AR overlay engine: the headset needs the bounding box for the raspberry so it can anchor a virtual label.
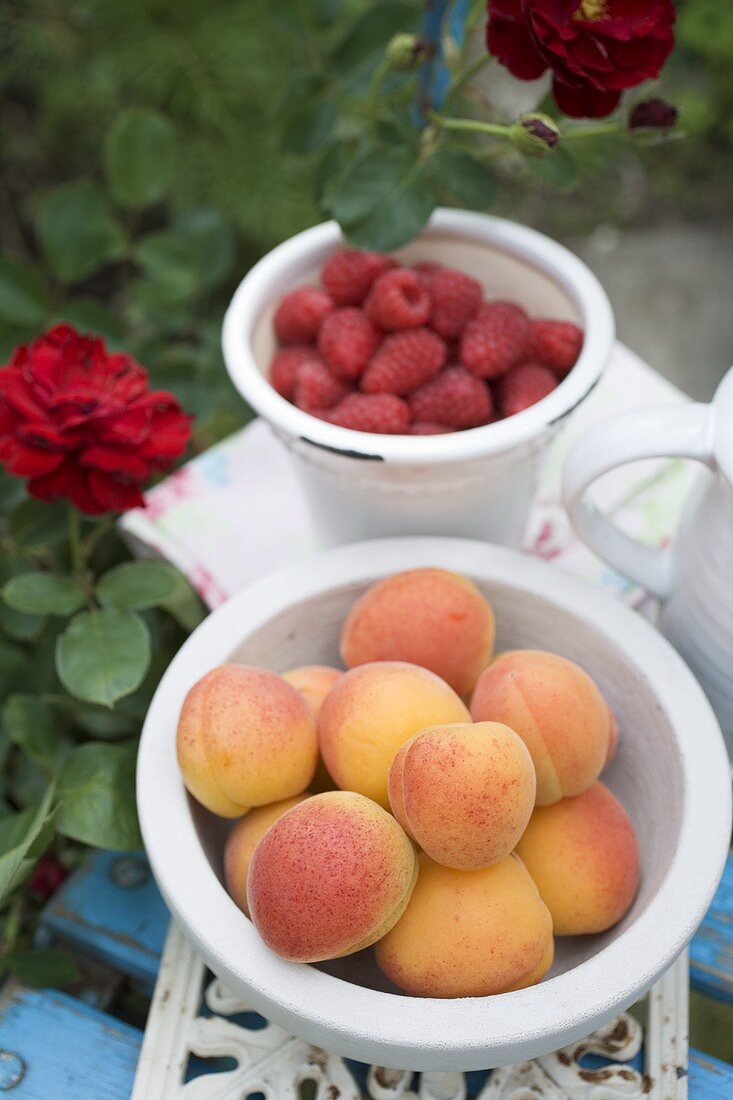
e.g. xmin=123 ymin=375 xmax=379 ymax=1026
xmin=496 ymin=361 xmax=557 ymax=417
xmin=412 ymin=261 xmax=443 ymax=289
xmin=530 ymin=319 xmax=584 ymax=377
xmin=318 ymin=308 xmax=381 ymax=381
xmin=321 ymin=250 xmax=395 ymax=306
xmin=429 ymin=268 xmax=482 ymax=339
xmin=324 ymin=393 xmax=410 ymax=434
xmin=361 ymin=328 xmax=446 ymax=396
xmin=269 ymin=346 xmax=319 ymax=400
xmin=409 ymin=365 xmax=493 ymax=429
xmin=460 ymin=301 xmax=530 ymax=379
xmin=293 ymin=360 xmax=350 ymax=412
xmin=410 ymin=421 xmax=452 ymax=435
xmin=364 ymin=269 xmax=431 ymax=331
xmin=274 ymin=286 xmax=333 ymax=344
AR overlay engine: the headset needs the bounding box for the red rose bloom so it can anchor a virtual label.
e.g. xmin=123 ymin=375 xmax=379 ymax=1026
xmin=0 ymin=325 xmax=191 ymax=514
xmin=487 ymin=0 xmax=676 ymax=118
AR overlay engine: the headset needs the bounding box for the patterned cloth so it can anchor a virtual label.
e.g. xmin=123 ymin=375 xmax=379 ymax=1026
xmin=120 ymin=343 xmax=693 ymax=610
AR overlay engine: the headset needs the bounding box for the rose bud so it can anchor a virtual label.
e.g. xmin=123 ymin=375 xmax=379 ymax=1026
xmin=510 ymin=113 xmax=561 ymax=158
xmin=386 ymin=33 xmax=431 ymax=72
xmin=629 ymin=98 xmax=678 ymax=133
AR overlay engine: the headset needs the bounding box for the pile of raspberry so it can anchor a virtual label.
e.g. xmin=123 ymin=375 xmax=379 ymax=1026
xmin=269 ymin=248 xmax=584 ymax=436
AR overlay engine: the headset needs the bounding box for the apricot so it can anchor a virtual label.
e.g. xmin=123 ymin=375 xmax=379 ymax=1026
xmin=606 ymin=707 xmax=619 ymax=765
xmin=176 ymin=664 xmax=318 ymax=817
xmin=319 ymin=661 xmax=470 ymax=808
xmin=516 ymin=782 xmax=640 ymax=935
xmin=388 ymin=722 xmax=536 ymax=869
xmin=283 ymin=664 xmax=343 ymax=791
xmin=247 ymin=791 xmax=417 ymax=962
xmin=224 ymin=796 xmax=309 ymax=915
xmin=470 ymin=650 xmax=611 ymax=805
xmin=375 ymin=853 xmax=554 ymax=997
xmin=282 ymin=665 xmax=342 ymax=717
xmin=340 ymin=568 xmax=495 ymax=697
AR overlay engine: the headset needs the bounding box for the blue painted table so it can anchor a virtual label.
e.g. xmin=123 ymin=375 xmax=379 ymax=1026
xmin=0 ymin=848 xmax=730 ymax=1097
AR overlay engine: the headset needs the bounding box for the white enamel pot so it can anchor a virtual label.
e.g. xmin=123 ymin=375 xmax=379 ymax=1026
xmin=222 ymin=211 xmax=614 ymax=547
xmin=137 ymin=537 xmax=731 ymax=1072
xmin=563 ymin=365 xmax=733 ymax=760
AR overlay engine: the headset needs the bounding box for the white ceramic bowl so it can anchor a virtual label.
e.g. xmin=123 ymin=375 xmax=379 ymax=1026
xmin=222 ymin=211 xmax=615 ymax=547
xmin=137 ymin=538 xmax=731 ymax=1072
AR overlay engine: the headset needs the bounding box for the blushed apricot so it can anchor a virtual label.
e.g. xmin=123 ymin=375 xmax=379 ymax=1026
xmin=516 ymin=782 xmax=640 ymax=935
xmin=176 ymin=665 xmax=318 ymax=817
xmin=470 ymin=650 xmax=611 ymax=805
xmin=247 ymin=791 xmax=417 ymax=962
xmin=375 ymin=853 xmax=553 ymax=997
xmin=319 ymin=661 xmax=470 ymax=808
xmin=340 ymin=568 xmax=495 ymax=697
xmin=224 ymin=795 xmax=310 ymax=915
xmin=388 ymin=722 xmax=536 ymax=869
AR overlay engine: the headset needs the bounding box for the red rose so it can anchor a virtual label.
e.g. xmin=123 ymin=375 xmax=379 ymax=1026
xmin=0 ymin=325 xmax=191 ymax=515
xmin=29 ymin=854 xmax=68 ymax=900
xmin=487 ymin=0 xmax=676 ymax=118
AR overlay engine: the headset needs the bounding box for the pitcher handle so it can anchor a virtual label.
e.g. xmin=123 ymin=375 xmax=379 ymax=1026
xmin=562 ymin=403 xmax=715 ymax=601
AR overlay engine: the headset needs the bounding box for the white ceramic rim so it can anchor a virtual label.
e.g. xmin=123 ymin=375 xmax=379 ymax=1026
xmin=222 ymin=210 xmax=615 ymax=464
xmin=138 ymin=537 xmax=731 ymax=1071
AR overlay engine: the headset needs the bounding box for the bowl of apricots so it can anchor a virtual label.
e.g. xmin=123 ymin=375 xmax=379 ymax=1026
xmin=138 ymin=537 xmax=731 ymax=1071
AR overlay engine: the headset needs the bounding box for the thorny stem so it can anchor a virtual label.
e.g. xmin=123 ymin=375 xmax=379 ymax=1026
xmin=2 ymin=896 xmax=23 ymax=954
xmin=429 ymin=111 xmax=511 ymax=138
xmin=367 ymin=56 xmax=393 ymax=138
xmin=562 ymin=122 xmax=623 ymax=140
xmin=82 ymin=516 xmax=115 ymax=561
xmin=448 ymin=53 xmax=493 ymax=102
xmin=68 ymin=507 xmax=84 ymax=575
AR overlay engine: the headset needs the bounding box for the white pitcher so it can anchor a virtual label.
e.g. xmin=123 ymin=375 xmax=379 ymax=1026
xmin=563 ymin=367 xmax=733 ymax=759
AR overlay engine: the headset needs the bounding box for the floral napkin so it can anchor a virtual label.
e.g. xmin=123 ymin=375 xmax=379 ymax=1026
xmin=119 ymin=343 xmax=692 ymax=612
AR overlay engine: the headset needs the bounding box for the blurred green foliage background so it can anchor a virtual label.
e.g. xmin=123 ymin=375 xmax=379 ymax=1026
xmin=2 ymin=0 xmax=730 ymax=253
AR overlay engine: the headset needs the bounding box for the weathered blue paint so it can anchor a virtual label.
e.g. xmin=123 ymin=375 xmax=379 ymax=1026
xmin=37 ymin=851 xmax=168 ymax=992
xmin=417 ymin=0 xmax=469 ymax=120
xmin=689 ymin=1048 xmax=733 ymax=1099
xmin=0 ymin=983 xmax=141 ymax=1099
xmin=690 ymin=851 xmax=733 ymax=1006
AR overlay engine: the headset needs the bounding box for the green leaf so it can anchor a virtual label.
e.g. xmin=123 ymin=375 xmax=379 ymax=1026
xmin=8 ymin=499 xmax=68 ymax=551
xmin=0 ymin=552 xmax=45 ymax=642
xmin=311 ymin=0 xmax=341 ymax=26
xmin=313 ymin=140 xmax=358 ymax=206
xmin=104 ymin=109 xmax=175 ymax=209
xmin=524 ymin=146 xmax=581 ymax=191
xmin=66 ymin=701 xmax=138 ymax=740
xmin=0 ymin=786 xmax=57 ymax=905
xmin=8 ymin=754 xmax=47 ymax=810
xmin=35 ymin=181 xmax=127 ymax=285
xmin=97 ymin=560 xmax=181 ymax=612
xmin=6 ymin=949 xmax=80 ymax=990
xmin=56 ymin=609 xmax=150 ymax=707
xmin=0 ymin=257 xmax=49 ymax=327
xmin=430 ymin=149 xmax=497 ymax=210
xmin=332 ymin=2 xmax=420 ymax=75
xmin=0 ymin=640 xmax=32 ymax=702
xmin=135 ymin=232 xmax=200 ymax=299
xmin=57 ymin=741 xmax=141 ymax=850
xmin=172 ymin=208 xmax=234 ymax=291
xmin=3 ymin=573 xmax=86 ymax=616
xmin=328 ymin=148 xmax=436 ymax=251
xmin=282 ymin=100 xmax=337 ymax=156
xmin=162 ymin=571 xmax=206 ymax=632
xmin=3 ymin=696 xmax=71 ymax=773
